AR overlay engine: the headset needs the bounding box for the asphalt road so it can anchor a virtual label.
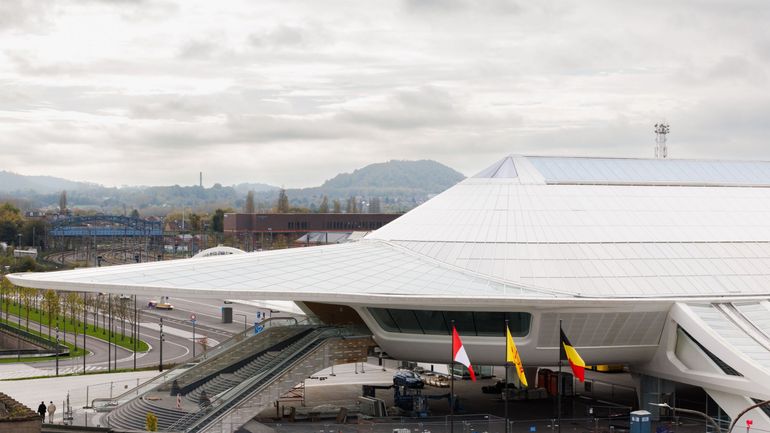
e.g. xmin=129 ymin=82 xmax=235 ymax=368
xmin=2 ymin=295 xmax=276 ymax=375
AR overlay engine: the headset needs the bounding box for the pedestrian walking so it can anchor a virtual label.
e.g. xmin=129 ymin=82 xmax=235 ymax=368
xmin=47 ymin=401 xmax=56 ymax=423
xmin=37 ymin=401 xmax=46 ymax=419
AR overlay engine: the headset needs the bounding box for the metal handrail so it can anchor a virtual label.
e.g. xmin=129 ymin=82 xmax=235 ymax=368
xmin=164 ymin=331 xmax=326 ymax=432
xmin=98 ymin=317 xmax=319 ymax=410
xmin=94 ymin=322 xmax=261 ymax=408
xmin=0 ymin=321 xmax=68 ymax=352
xmin=167 ymin=327 xmax=353 ymax=433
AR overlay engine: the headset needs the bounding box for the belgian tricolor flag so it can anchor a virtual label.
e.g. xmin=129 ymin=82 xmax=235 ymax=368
xmin=560 ymin=329 xmax=586 ymax=382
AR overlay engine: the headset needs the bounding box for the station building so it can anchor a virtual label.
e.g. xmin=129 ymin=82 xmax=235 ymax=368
xmin=10 ymin=155 xmax=770 ymax=429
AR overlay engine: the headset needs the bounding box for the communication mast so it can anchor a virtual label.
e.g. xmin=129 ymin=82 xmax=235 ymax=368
xmin=654 ymin=122 xmax=670 ymax=159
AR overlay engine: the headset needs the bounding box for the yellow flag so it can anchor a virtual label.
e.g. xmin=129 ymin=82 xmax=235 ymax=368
xmin=506 ymin=326 xmax=528 ymax=387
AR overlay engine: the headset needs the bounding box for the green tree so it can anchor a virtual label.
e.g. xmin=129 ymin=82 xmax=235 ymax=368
xmin=211 ymin=209 xmax=225 ymax=232
xmin=0 ymin=202 xmax=24 ymax=244
xmin=21 ymin=287 xmax=35 ymax=331
xmin=130 ymin=209 xmax=140 ymax=219
xmin=276 ymin=189 xmax=289 ymax=213
xmin=189 ymin=213 xmax=202 ymax=232
xmin=22 ymin=219 xmax=47 ymax=250
xmin=1 ymin=277 xmax=13 ymax=321
xmin=332 ymin=199 xmax=341 ymax=213
xmin=319 ymin=196 xmax=329 ymax=213
xmin=42 ymin=290 xmax=60 ymax=339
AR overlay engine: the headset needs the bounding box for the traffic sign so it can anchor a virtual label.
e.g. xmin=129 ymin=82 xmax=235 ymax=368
xmin=190 ymin=314 xmax=196 ymax=322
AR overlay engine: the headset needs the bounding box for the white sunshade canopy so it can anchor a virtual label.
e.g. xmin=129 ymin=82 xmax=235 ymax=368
xmin=10 ymin=155 xmax=770 ymax=302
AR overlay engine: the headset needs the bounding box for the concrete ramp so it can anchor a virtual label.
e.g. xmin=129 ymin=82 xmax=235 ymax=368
xmin=638 ymin=302 xmax=770 ymax=430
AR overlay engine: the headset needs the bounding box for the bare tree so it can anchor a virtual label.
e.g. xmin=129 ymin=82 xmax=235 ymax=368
xmin=319 ymin=196 xmax=329 ymax=213
xmin=369 ymin=197 xmax=381 ymax=213
xmin=115 ymin=297 xmax=129 ymax=341
xmin=244 ymin=191 xmax=255 ymax=214
xmin=66 ymin=292 xmax=82 ymax=349
xmin=276 ymin=189 xmax=289 ymax=213
xmin=59 ymin=190 xmax=67 ymax=214
xmin=346 ymin=196 xmax=358 ymax=213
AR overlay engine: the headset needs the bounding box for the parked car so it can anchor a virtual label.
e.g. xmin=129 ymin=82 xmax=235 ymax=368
xmin=393 ymin=370 xmax=424 ymax=388
xmin=147 ymin=300 xmax=174 ymax=310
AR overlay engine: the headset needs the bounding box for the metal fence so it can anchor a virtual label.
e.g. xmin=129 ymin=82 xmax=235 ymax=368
xmin=259 ymin=415 xmax=764 ymax=433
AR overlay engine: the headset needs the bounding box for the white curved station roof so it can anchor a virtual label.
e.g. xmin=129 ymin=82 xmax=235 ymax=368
xmin=10 ymin=155 xmax=770 ymax=303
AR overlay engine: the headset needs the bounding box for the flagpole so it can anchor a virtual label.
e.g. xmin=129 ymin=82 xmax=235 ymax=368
xmin=450 ymin=320 xmax=455 ymax=433
xmin=504 ymin=319 xmax=509 ymax=433
xmin=558 ymin=320 xmax=562 ymax=433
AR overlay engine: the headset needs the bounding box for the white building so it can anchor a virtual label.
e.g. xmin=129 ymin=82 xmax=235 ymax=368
xmin=10 ymin=155 xmax=770 ymax=427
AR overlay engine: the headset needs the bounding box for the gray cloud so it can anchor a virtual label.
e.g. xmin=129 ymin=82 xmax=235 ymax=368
xmin=178 ymin=40 xmax=220 ymax=60
xmin=1 ymin=0 xmax=770 ymax=188
xmin=0 ymin=0 xmax=51 ymax=31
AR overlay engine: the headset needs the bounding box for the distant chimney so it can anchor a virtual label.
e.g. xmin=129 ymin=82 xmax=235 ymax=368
xmin=199 ymin=171 xmax=203 ymax=188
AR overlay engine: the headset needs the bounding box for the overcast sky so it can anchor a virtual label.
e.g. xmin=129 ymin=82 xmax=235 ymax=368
xmin=1 ymin=0 xmax=769 ymax=188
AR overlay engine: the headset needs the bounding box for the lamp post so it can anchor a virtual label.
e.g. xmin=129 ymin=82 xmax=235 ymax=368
xmin=55 ymin=326 xmax=60 ymax=376
xmin=2 ymin=265 xmax=9 ymax=321
xmin=159 ymin=317 xmax=164 ymax=372
xmin=650 ymin=402 xmax=722 ymax=433
xmin=190 ymin=314 xmax=197 ymax=358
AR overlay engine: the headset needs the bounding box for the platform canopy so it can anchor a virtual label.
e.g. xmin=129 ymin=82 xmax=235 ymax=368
xmin=10 ymin=155 xmax=770 ymax=303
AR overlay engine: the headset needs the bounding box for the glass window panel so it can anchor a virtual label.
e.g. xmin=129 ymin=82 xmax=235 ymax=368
xmin=505 ymin=312 xmax=530 ymax=336
xmin=386 ymin=309 xmax=423 ymax=334
xmin=473 ymin=312 xmax=507 ymax=336
xmin=369 ymin=308 xmax=400 ymax=332
xmin=444 ymin=311 xmax=476 ymax=335
xmin=369 ymin=309 xmax=533 ymax=337
xmin=413 ymin=310 xmax=449 ymax=335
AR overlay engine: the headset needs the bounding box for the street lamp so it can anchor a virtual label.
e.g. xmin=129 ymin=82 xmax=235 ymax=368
xmin=650 ymin=402 xmax=722 ymax=433
xmin=1 ymin=265 xmax=10 ymax=321
xmin=159 ymin=317 xmax=164 ymax=372
xmin=55 ymin=326 xmax=60 ymax=376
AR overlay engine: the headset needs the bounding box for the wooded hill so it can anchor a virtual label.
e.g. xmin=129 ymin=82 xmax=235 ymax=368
xmin=0 ymin=160 xmax=465 ymax=214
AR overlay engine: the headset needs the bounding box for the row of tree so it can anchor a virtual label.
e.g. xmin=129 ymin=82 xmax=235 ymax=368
xmin=1 ymin=279 xmax=137 ymax=348
xmin=244 ymin=190 xmax=383 ymax=214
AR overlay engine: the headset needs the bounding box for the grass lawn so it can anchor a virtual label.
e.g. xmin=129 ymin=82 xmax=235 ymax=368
xmin=1 ymin=301 xmax=149 ymax=352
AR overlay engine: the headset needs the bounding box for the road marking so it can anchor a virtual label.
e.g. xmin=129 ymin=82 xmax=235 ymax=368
xmin=140 ymin=323 xmax=219 ymax=346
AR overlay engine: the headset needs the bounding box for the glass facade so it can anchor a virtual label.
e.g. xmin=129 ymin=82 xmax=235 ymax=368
xmin=368 ymin=308 xmax=531 ymax=337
